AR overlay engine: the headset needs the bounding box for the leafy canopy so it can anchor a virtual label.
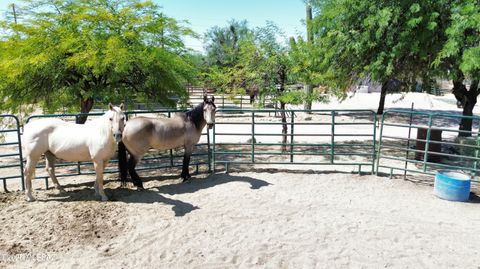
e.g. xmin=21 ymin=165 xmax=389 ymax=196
xmin=310 ymin=0 xmax=452 ymax=91
xmin=0 ymin=0 xmax=196 ymax=114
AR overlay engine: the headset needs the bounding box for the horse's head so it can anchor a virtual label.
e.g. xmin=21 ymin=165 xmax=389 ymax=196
xmin=107 ymin=103 xmax=125 ymax=143
xmin=203 ymin=95 xmax=216 ymax=129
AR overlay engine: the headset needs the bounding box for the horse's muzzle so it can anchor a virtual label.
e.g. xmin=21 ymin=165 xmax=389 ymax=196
xmin=114 ymin=133 xmax=122 ymax=143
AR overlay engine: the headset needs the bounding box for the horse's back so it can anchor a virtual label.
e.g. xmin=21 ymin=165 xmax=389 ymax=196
xmin=23 ymin=118 xmax=111 ymax=162
xmin=123 ymin=116 xmax=189 ymax=154
xmin=23 ymin=118 xmax=68 ymax=156
xmin=24 ymin=118 xmax=67 ymax=134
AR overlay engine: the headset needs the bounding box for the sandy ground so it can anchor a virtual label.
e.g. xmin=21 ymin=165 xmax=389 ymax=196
xmin=1 ymin=92 xmax=480 ymax=268
xmin=1 ymin=170 xmax=479 ymax=269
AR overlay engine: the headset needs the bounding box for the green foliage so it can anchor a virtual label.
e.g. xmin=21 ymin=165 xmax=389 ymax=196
xmin=204 ymin=19 xmax=253 ymax=67
xmin=0 ymin=0 xmax=196 ymax=114
xmin=202 ymin=20 xmax=298 ymax=104
xmin=435 ymin=0 xmax=480 ymax=79
xmin=310 ymin=0 xmax=452 ymax=91
xmin=276 ymin=90 xmax=328 ymax=105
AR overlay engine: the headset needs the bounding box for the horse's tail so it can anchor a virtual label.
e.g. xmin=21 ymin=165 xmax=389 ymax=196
xmin=118 ymin=141 xmax=128 ymax=186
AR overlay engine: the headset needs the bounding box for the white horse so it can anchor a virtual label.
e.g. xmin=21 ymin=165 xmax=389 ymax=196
xmin=22 ymin=104 xmax=125 ymax=202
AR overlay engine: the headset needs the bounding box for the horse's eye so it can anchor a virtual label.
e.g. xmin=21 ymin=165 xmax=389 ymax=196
xmin=109 ymin=118 xmax=113 ymax=121
xmin=120 ymin=117 xmax=125 ymax=121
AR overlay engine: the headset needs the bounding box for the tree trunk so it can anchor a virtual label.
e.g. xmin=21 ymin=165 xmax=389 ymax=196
xmin=377 ymin=81 xmax=389 ymax=115
xmin=452 ymin=79 xmax=467 ymax=108
xmin=458 ymin=80 xmax=479 ymax=137
xmin=77 ymin=97 xmax=94 ymax=124
xmin=377 ymin=79 xmax=402 ymax=115
xmin=304 ymin=84 xmax=313 ymax=111
xmin=277 ymin=64 xmax=288 ymax=152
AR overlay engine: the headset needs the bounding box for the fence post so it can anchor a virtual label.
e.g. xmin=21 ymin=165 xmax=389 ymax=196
xmin=251 ymin=111 xmax=255 ymax=163
xmin=290 ymin=111 xmax=294 ymax=163
xmin=207 ymin=127 xmax=212 ymax=173
xmin=371 ymin=111 xmax=377 ymax=175
xmin=330 ymin=111 xmax=335 ymax=164
xmin=473 ymin=133 xmax=480 ymax=179
xmin=74 ymin=115 xmax=82 ymax=176
xmin=375 ymin=112 xmax=386 ymax=175
xmin=168 ymin=111 xmax=174 ymax=167
xmin=404 ymin=103 xmax=414 ymax=179
xmin=212 ymin=120 xmax=216 ymax=173
xmin=13 ymin=115 xmax=25 ymax=190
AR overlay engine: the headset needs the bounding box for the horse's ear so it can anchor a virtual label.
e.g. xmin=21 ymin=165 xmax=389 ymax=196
xmin=203 ymin=95 xmax=207 ymax=102
xmin=108 ymin=103 xmax=113 ymax=110
xmin=119 ymin=103 xmax=124 ymax=110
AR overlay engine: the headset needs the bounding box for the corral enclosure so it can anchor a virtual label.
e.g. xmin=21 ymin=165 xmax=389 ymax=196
xmin=1 ymin=92 xmax=480 ymax=268
xmin=1 ymin=102 xmax=479 ymax=192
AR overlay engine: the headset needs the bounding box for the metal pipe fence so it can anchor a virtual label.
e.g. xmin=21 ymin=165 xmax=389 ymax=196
xmin=212 ymin=109 xmax=377 ymax=174
xmin=376 ymin=109 xmax=480 ymax=183
xmin=188 ymin=94 xmax=276 ymax=109
xmin=0 ymin=115 xmax=24 ymax=192
xmin=1 ymin=107 xmax=479 ymax=192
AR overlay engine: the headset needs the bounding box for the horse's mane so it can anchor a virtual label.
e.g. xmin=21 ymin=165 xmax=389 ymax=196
xmin=185 ymin=102 xmax=204 ymax=129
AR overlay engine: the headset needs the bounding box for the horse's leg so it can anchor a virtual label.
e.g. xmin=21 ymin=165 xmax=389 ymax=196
xmin=24 ymin=155 xmax=40 ymax=202
xmin=44 ymin=151 xmax=65 ymax=193
xmin=94 ymin=160 xmax=110 ymax=193
xmin=180 ymin=148 xmax=193 ymax=182
xmin=127 ymin=155 xmax=144 ymax=190
xmin=93 ymin=160 xmax=108 ymax=201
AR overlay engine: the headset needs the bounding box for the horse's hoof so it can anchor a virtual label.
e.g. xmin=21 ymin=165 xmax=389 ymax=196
xmin=137 ymin=186 xmax=145 ymax=191
xmin=101 ymin=196 xmax=109 ymax=202
xmin=26 ymin=196 xmax=36 ymax=202
xmin=57 ymin=187 xmax=66 ymax=193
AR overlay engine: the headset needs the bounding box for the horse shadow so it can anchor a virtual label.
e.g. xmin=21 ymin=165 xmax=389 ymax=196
xmin=154 ymin=173 xmax=272 ymax=195
xmin=42 ymin=173 xmax=271 ymax=216
xmin=43 ymin=186 xmax=199 ymax=217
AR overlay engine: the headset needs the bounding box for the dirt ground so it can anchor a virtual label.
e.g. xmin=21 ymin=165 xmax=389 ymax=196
xmin=1 ymin=169 xmax=479 ymax=269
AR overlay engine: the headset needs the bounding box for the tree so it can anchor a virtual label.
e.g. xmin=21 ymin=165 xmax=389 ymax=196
xmin=202 ymin=20 xmax=254 ymax=96
xmin=204 ymin=19 xmax=252 ymax=68
xmin=310 ymin=0 xmax=450 ymax=114
xmin=229 ymin=22 xmax=299 ymax=152
xmin=0 ymin=0 xmax=195 ymax=123
xmin=435 ymin=0 xmax=479 ymax=136
xmin=203 ymin=21 xmax=294 ymax=151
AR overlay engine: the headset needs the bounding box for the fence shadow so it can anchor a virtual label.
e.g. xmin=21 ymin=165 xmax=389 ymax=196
xmin=218 ymin=166 xmax=372 ymax=176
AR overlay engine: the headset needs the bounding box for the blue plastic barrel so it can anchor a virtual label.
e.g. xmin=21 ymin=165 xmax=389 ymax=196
xmin=434 ymin=170 xmax=471 ymax=202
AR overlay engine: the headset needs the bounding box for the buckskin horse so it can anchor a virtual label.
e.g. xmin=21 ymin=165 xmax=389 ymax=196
xmin=118 ymin=96 xmax=216 ymax=189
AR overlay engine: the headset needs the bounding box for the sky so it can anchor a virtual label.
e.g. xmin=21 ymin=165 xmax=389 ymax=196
xmin=0 ymin=0 xmax=307 ymax=53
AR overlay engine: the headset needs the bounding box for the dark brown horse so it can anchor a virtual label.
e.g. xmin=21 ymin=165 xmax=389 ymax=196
xmin=118 ymin=96 xmax=216 ymax=189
